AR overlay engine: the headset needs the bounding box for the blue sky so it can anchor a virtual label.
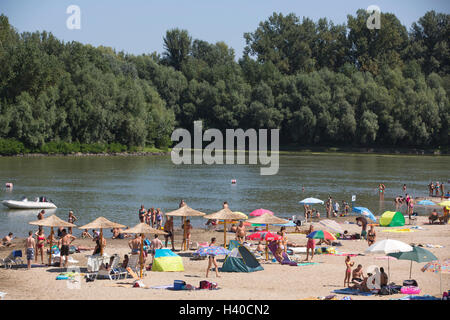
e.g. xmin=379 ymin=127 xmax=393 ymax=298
xmin=1 ymin=0 xmax=449 ymax=58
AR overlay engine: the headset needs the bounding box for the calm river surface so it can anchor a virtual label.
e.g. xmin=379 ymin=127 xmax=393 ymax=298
xmin=0 ymin=153 xmax=448 ymax=237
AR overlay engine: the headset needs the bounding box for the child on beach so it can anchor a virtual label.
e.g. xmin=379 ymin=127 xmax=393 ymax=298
xmin=206 ymin=237 xmax=220 ymax=278
xmin=304 ymin=225 xmax=315 ymax=262
xmin=344 ymin=256 xmax=354 ymax=287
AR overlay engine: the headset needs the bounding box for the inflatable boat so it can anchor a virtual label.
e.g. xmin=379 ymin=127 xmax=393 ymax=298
xmin=2 ymin=197 xmax=57 ymax=209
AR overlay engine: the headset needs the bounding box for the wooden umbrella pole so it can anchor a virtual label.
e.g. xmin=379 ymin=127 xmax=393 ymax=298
xmin=265 ymin=224 xmax=269 ymax=261
xmin=183 ymin=217 xmax=187 ymax=251
xmin=48 ymin=227 xmax=54 ymax=265
xmin=140 ymin=234 xmax=144 ymax=279
xmin=100 ymin=228 xmax=104 ymax=256
xmin=224 ymin=220 xmax=227 ymax=248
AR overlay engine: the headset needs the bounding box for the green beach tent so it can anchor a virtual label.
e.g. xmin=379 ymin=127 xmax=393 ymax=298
xmin=221 ymin=245 xmax=263 ymax=273
xmin=151 ymin=249 xmax=184 ymax=272
xmin=380 ymin=211 xmax=405 ymax=227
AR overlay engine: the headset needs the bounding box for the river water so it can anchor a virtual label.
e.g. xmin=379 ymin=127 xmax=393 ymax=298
xmin=0 ymin=153 xmax=448 ymax=237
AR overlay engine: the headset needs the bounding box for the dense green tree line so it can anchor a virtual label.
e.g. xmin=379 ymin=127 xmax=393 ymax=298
xmin=0 ymin=9 xmax=448 ymax=155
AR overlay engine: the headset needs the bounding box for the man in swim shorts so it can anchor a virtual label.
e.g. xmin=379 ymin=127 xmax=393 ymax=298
xmin=235 ymin=221 xmax=246 ymax=243
xmin=59 ymin=229 xmax=76 ymax=267
xmin=26 ymin=231 xmax=35 ymax=270
xmin=163 ymin=216 xmax=175 ymax=250
xmin=304 ymin=225 xmax=315 ymax=262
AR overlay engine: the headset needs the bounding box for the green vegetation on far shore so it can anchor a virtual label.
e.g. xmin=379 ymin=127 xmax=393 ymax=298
xmin=0 ymin=138 xmax=169 ymax=156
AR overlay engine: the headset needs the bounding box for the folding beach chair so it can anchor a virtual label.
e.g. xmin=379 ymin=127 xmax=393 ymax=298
xmin=1 ymin=250 xmax=23 ymax=268
xmin=127 ymin=254 xmax=147 ymax=278
xmin=268 ymin=242 xmax=297 ymax=266
xmin=96 ymin=254 xmax=126 ymax=280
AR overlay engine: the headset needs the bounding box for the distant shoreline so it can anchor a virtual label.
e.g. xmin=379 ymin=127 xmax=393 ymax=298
xmin=0 ymin=146 xmax=448 ymax=158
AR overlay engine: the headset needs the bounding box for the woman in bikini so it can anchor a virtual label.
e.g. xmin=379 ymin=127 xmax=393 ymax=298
xmin=35 ymin=228 xmax=46 ymax=264
xmin=67 ymin=211 xmax=78 ymax=234
xmin=367 ymin=225 xmax=376 ymax=246
xmin=344 ymin=255 xmax=354 ymax=287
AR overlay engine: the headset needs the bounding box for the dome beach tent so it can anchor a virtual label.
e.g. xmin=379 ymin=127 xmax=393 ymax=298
xmin=221 ymin=245 xmax=263 ymax=273
xmin=151 ymin=249 xmax=184 ymax=272
xmin=379 ymin=211 xmax=405 ymax=227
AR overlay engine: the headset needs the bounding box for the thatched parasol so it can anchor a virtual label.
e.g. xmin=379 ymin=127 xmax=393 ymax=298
xmin=78 ymin=217 xmax=126 ymax=256
xmin=166 ymin=205 xmax=206 ymax=250
xmin=29 ymin=215 xmax=77 ymax=265
xmin=246 ymin=213 xmax=289 ymax=260
xmin=203 ymin=208 xmax=247 ymax=248
xmin=120 ymin=223 xmax=167 ymax=278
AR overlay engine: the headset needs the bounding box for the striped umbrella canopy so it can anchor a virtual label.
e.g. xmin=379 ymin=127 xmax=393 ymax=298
xmin=247 ymin=231 xmax=282 ymax=242
xmin=249 ymin=208 xmax=274 ymax=217
xmin=318 ymin=219 xmax=344 ymax=233
xmin=194 ymin=246 xmax=230 ymax=257
xmin=306 ymin=230 xmax=336 ymax=241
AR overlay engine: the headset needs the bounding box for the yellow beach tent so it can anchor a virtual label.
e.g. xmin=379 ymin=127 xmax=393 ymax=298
xmin=151 ymin=249 xmax=184 ymax=272
xmin=379 ymin=211 xmax=405 ymax=227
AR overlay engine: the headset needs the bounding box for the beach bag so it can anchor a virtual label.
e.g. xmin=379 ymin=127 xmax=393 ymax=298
xmin=174 ymin=280 xmax=186 ymax=290
xmin=403 ymin=279 xmax=418 ymax=287
xmin=200 ymin=280 xmax=212 ymax=289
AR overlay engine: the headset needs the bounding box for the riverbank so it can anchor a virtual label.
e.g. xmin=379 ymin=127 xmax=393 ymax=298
xmin=0 ymin=216 xmax=448 ymax=300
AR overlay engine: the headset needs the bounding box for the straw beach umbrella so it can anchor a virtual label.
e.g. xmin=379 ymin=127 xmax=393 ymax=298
xmin=203 ymin=208 xmax=246 ymax=248
xmin=165 ymin=204 xmax=206 ymax=250
xmin=29 ymin=214 xmax=77 ymax=265
xmin=78 ymin=217 xmax=126 ymax=256
xmin=120 ymin=223 xmax=167 ymax=279
xmin=247 ymin=213 xmax=289 ymax=260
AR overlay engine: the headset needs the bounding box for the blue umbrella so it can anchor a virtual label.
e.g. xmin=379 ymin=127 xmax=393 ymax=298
xmin=195 ymin=246 xmax=230 ymax=257
xmin=417 ymin=200 xmax=437 ymax=206
xmin=352 ymin=207 xmax=377 ymax=222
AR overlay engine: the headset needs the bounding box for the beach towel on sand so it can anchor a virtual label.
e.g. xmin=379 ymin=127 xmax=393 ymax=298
xmin=332 ymin=288 xmax=374 ymax=296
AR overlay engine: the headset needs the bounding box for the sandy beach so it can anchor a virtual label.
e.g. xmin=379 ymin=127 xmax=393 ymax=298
xmin=0 ymin=216 xmax=448 ymax=300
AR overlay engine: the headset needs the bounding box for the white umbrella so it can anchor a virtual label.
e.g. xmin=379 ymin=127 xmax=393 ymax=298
xmin=365 ymin=239 xmax=413 ymax=280
xmin=299 ymin=198 xmax=324 ymax=223
xmin=299 ymin=198 xmax=324 ymax=205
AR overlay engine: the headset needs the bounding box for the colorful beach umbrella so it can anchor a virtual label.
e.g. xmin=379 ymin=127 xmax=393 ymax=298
xmin=249 ymin=208 xmax=274 ymax=217
xmin=306 ymin=230 xmax=336 ymax=241
xmin=247 ymin=231 xmax=282 ymax=241
xmin=421 ymin=259 xmax=450 ymax=294
xmin=299 ymin=198 xmax=324 ymax=205
xmin=417 ymin=200 xmax=437 ymax=206
xmin=194 ymin=246 xmax=230 ymax=257
xmin=233 ymin=211 xmax=248 ymax=219
xmin=352 ymin=207 xmax=377 ymax=222
xmin=438 ymin=200 xmax=450 ymax=207
xmin=388 ymin=246 xmax=438 ymax=279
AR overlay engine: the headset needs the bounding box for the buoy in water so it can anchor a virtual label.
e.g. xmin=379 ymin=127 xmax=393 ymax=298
xmin=231 ymin=179 xmax=236 ymax=184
